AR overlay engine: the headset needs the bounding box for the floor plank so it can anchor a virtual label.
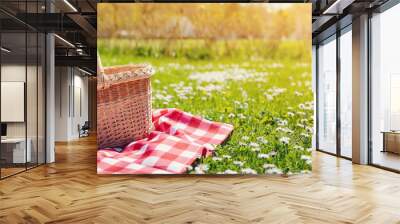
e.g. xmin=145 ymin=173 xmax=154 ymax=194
xmin=0 ymin=135 xmax=399 ymax=224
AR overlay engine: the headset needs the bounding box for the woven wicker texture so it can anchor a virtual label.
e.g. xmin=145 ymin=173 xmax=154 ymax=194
xmin=97 ymin=62 xmax=153 ymax=149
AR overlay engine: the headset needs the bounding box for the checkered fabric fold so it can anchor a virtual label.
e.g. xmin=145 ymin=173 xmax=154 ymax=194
xmin=97 ymin=108 xmax=233 ymax=174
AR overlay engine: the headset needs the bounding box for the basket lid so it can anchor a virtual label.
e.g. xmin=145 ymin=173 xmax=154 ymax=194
xmin=98 ymin=64 xmax=154 ymax=88
xmin=97 ymin=53 xmax=154 ymax=87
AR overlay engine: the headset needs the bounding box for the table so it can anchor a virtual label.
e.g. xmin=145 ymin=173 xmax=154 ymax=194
xmin=1 ymin=138 xmax=31 ymax=164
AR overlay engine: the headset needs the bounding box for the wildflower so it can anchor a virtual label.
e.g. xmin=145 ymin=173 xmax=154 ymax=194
xmin=258 ymin=153 xmax=270 ymax=159
xmin=287 ymin=112 xmax=295 ymax=117
xmin=300 ymin=133 xmax=309 ymax=138
xmin=251 ymin=147 xmax=261 ymax=152
xmin=194 ymin=167 xmax=205 ymax=174
xmin=241 ymin=136 xmax=250 ymax=141
xmin=222 ymin=155 xmax=231 ymax=159
xmin=228 ymin=113 xmax=235 ymax=118
xmin=301 ymin=155 xmax=312 ymax=165
xmin=224 ymin=169 xmax=238 ymax=174
xmin=194 ymin=164 xmax=209 ymax=174
xmin=249 ymin=142 xmax=259 ymax=148
xmin=200 ymin=164 xmax=209 ymax=171
xmin=212 ymin=157 xmax=223 ymax=161
xmin=198 ymin=84 xmax=224 ymax=92
xmin=238 ymin=114 xmax=246 ymax=119
xmin=279 ymin=137 xmax=290 ymax=144
xmin=265 ymin=168 xmax=283 ymax=175
xmin=242 ymin=91 xmax=248 ymax=99
xmin=277 ymin=119 xmax=288 ymax=126
xmin=264 ymin=94 xmax=273 ymax=101
xmin=263 ymin=164 xmax=276 ymax=169
xmin=257 ymin=136 xmax=268 ymax=144
xmin=268 ymin=151 xmax=277 ymax=157
xmin=294 ymin=91 xmax=303 ymax=96
xmin=306 ymin=127 xmax=314 ymax=133
xmin=238 ymin=141 xmax=246 ymax=146
xmin=241 ymin=168 xmax=257 ymax=175
xmin=233 ymin=161 xmax=244 ymax=167
xmin=277 ymin=127 xmax=293 ymax=133
xmin=293 ymin=145 xmax=304 ymax=151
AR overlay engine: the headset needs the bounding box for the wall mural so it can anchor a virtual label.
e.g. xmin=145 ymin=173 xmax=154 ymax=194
xmin=97 ymin=3 xmax=313 ymax=175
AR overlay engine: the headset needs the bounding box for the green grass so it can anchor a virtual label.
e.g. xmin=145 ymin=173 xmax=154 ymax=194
xmin=99 ymin=39 xmax=313 ymax=175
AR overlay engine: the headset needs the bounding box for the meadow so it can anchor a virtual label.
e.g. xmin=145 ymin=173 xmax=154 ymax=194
xmin=99 ymin=39 xmax=313 ymax=175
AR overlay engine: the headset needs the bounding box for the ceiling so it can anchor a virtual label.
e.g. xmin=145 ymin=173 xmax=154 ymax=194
xmin=0 ymin=0 xmax=97 ymax=74
xmin=311 ymin=0 xmax=390 ymax=43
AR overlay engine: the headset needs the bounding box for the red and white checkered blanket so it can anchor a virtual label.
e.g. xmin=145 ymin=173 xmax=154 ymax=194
xmin=97 ymin=108 xmax=233 ymax=174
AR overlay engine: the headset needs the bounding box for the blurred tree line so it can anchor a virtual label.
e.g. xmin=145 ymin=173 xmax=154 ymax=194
xmin=98 ymin=3 xmax=311 ymax=41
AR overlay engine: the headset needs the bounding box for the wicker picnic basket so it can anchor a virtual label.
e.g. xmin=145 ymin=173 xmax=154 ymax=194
xmin=97 ymin=55 xmax=154 ymax=148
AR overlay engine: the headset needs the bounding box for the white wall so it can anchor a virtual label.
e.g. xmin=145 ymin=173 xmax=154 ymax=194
xmin=54 ymin=67 xmax=89 ymax=141
xmin=55 ymin=66 xmax=70 ymax=141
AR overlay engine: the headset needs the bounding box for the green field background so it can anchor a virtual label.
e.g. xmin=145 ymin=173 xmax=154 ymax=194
xmin=99 ymin=39 xmax=313 ymax=175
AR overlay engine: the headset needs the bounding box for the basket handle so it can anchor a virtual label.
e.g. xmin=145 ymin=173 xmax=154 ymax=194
xmin=97 ymin=52 xmax=105 ymax=84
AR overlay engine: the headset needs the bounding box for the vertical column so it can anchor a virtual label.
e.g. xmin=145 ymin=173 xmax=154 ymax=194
xmin=312 ymin=45 xmax=317 ymax=150
xmin=46 ymin=0 xmax=55 ymax=163
xmin=352 ymin=14 xmax=369 ymax=164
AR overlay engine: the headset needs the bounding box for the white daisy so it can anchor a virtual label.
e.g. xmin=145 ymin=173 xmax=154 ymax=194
xmin=268 ymin=151 xmax=277 ymax=156
xmin=241 ymin=136 xmax=250 ymax=141
xmin=279 ymin=137 xmax=290 ymax=144
xmin=249 ymin=142 xmax=260 ymax=148
xmin=224 ymin=169 xmax=238 ymax=174
xmin=233 ymin=161 xmax=244 ymax=167
xmin=241 ymin=168 xmax=257 ymax=175
xmin=265 ymin=168 xmax=283 ymax=175
xmin=258 ymin=153 xmax=270 ymax=159
xmin=212 ymin=157 xmax=223 ymax=161
xmin=263 ymin=164 xmax=276 ymax=169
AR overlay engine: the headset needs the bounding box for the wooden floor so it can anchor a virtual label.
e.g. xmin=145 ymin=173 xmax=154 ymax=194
xmin=1 ymin=135 xmax=400 ymax=224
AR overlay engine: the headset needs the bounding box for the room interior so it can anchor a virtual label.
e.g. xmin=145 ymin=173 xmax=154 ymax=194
xmin=0 ymin=0 xmax=97 ymax=179
xmin=312 ymin=0 xmax=400 ymax=172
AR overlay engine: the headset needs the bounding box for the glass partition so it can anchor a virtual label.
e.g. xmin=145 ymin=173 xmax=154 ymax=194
xmin=0 ymin=31 xmax=28 ymax=177
xmin=27 ymin=31 xmax=38 ymax=169
xmin=371 ymin=4 xmax=400 ymax=171
xmin=317 ymin=35 xmax=337 ymax=154
xmin=339 ymin=27 xmax=352 ymax=158
xmin=38 ymin=32 xmax=45 ymax=165
xmin=0 ymin=1 xmax=46 ymax=179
